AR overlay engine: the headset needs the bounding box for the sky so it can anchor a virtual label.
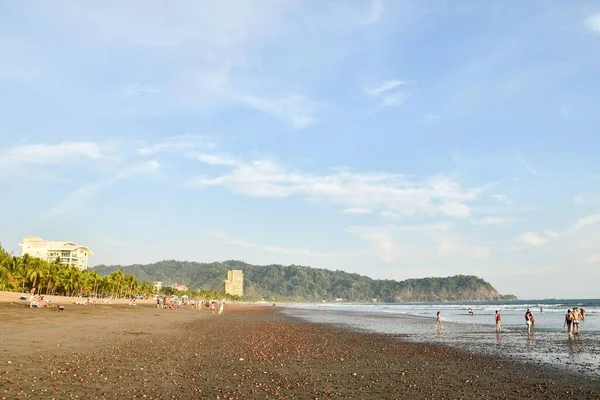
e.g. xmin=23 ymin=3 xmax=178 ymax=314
xmin=1 ymin=1 xmax=599 ymax=299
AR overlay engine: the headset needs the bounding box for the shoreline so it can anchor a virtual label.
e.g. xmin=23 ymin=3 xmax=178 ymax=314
xmin=1 ymin=301 xmax=599 ymax=398
xmin=282 ymin=306 xmax=600 ymax=378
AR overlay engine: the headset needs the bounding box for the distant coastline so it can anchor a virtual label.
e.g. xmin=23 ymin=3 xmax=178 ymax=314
xmin=93 ymin=260 xmax=517 ymax=303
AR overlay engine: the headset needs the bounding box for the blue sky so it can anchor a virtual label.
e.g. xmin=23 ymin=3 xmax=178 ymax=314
xmin=1 ymin=1 xmax=599 ymax=299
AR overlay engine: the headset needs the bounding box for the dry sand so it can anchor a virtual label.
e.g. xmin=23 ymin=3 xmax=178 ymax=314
xmin=0 ymin=294 xmax=599 ymax=399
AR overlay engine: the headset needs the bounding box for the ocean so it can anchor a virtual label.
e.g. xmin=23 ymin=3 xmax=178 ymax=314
xmin=281 ymin=299 xmax=600 ymax=376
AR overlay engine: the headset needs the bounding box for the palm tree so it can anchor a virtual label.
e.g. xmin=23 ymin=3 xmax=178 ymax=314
xmin=62 ymin=267 xmax=81 ymax=296
xmin=109 ymin=269 xmax=125 ymax=298
xmin=26 ymin=258 xmax=48 ymax=293
xmin=89 ymin=270 xmax=100 ymax=298
xmin=20 ymin=254 xmax=32 ymax=292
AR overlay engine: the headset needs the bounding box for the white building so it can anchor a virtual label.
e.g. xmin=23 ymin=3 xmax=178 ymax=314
xmin=20 ymin=236 xmax=94 ymax=270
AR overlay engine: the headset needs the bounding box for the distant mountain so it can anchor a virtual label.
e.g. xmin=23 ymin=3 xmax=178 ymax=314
xmin=92 ymin=260 xmax=517 ymax=302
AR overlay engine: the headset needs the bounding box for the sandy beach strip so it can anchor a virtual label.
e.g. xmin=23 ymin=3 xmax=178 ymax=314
xmin=0 ymin=300 xmax=599 ymax=399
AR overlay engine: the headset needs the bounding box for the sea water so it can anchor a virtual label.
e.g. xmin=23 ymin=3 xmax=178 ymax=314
xmin=281 ymin=299 xmax=600 ymax=376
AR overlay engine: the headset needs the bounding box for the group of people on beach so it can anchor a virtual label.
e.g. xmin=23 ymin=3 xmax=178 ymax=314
xmin=155 ymin=295 xmax=225 ymax=314
xmin=434 ymin=307 xmax=588 ymax=338
xmin=564 ymin=307 xmax=585 ymax=337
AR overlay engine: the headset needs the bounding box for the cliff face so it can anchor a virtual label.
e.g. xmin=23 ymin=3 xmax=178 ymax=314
xmin=94 ymin=260 xmax=516 ymax=302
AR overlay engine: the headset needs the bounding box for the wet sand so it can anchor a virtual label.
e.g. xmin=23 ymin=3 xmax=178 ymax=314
xmin=1 ymin=300 xmax=599 ymax=399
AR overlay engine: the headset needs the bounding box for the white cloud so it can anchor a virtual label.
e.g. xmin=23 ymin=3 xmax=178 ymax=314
xmin=44 ymin=161 xmax=159 ymax=219
xmin=544 ymin=230 xmax=559 ymax=238
xmin=189 ymin=155 xmax=485 ymax=219
xmin=569 ymin=214 xmax=600 ymax=233
xmin=380 ymin=92 xmax=408 ymax=107
xmin=437 ymin=202 xmax=471 ymax=218
xmin=235 ymin=94 xmax=319 ymax=129
xmin=138 ymin=135 xmax=213 ymax=156
xmin=0 ymin=142 xmax=108 ymax=167
xmin=365 ymin=80 xmax=406 ymax=96
xmin=421 ymin=114 xmax=441 ymax=123
xmin=516 ymin=232 xmax=551 ymax=246
xmin=343 ymin=208 xmax=373 ymax=215
xmin=514 ymin=150 xmax=541 ymax=176
xmin=366 ymin=79 xmax=412 ymax=111
xmin=584 ymin=13 xmax=600 ymax=34
xmin=121 ymin=82 xmax=162 ymax=97
xmin=471 ymin=217 xmax=511 ymax=225
xmin=188 ymin=152 xmax=239 ymax=166
xmin=493 ymin=194 xmax=512 ymax=204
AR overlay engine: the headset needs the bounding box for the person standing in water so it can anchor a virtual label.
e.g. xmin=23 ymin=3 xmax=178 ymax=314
xmin=495 ymin=310 xmax=502 ymax=332
xmin=435 ymin=311 xmax=443 ymax=330
xmin=564 ymin=309 xmax=574 ymax=337
xmin=525 ymin=309 xmax=534 ymax=335
xmin=572 ymin=307 xmax=581 ymax=335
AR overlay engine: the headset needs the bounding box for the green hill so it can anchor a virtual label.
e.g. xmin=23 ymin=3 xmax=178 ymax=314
xmin=92 ymin=260 xmax=516 ymax=302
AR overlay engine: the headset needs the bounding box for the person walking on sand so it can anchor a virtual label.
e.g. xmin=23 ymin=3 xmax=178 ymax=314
xmin=435 ymin=311 xmax=443 ymax=330
xmin=218 ymin=300 xmax=224 ymax=314
xmin=495 ymin=310 xmax=502 ymax=332
xmin=525 ymin=309 xmax=534 ymax=335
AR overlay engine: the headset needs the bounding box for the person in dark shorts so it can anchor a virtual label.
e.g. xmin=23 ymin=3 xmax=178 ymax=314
xmin=564 ymin=309 xmax=573 ymax=337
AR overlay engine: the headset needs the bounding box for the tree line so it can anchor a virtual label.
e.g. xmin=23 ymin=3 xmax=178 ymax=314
xmin=95 ymin=260 xmax=517 ymax=302
xmin=0 ymin=244 xmax=152 ymax=297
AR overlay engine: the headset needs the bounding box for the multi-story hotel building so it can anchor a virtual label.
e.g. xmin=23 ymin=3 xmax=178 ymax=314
xmin=224 ymin=269 xmax=244 ymax=297
xmin=20 ymin=236 xmax=94 ymax=270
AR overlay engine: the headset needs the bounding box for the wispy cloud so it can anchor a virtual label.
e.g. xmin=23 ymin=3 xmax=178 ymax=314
xmin=190 ymin=155 xmax=486 ymax=219
xmin=235 ymin=94 xmax=320 ymax=129
xmin=121 ymin=82 xmax=162 ymax=97
xmin=514 ymin=150 xmax=541 ymax=176
xmin=421 ymin=114 xmax=441 ymax=123
xmin=138 ymin=135 xmax=213 ymax=156
xmin=569 ymin=214 xmax=600 ymax=233
xmin=493 ymin=194 xmax=512 ymax=204
xmin=470 ymin=217 xmax=512 ymax=225
xmin=44 ymin=161 xmax=160 ymax=219
xmin=187 ymin=152 xmax=239 ymax=166
xmin=343 ymin=208 xmax=373 ymax=215
xmin=584 ymin=13 xmax=600 ymax=34
xmin=365 ymin=80 xmax=406 ymax=96
xmin=516 ymin=232 xmax=552 ymax=246
xmin=0 ymin=142 xmax=109 ymax=167
xmin=366 ymin=79 xmax=412 ymax=111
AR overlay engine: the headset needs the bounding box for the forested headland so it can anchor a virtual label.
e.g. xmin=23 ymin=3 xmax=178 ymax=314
xmin=94 ymin=260 xmax=517 ymax=302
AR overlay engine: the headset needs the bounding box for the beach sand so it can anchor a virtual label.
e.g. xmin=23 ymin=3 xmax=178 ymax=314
xmin=0 ymin=296 xmax=599 ymax=399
